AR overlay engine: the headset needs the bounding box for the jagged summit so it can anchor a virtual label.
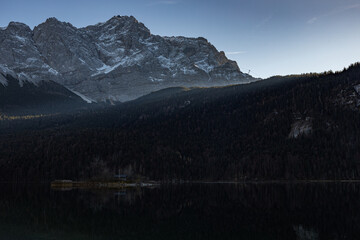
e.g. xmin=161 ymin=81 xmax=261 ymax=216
xmin=40 ymin=17 xmax=77 ymax=28
xmin=1 ymin=22 xmax=32 ymax=37
xmin=84 ymin=15 xmax=152 ymax=39
xmin=45 ymin=17 xmax=60 ymax=23
xmin=6 ymin=21 xmax=30 ymax=29
xmin=0 ymin=16 xmax=254 ymax=102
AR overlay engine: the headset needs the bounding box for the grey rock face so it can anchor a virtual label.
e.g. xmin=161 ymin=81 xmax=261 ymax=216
xmin=0 ymin=22 xmax=60 ymax=86
xmin=0 ymin=16 xmax=254 ymax=102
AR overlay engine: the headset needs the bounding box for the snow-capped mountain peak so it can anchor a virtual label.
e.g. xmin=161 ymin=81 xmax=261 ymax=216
xmin=0 ymin=15 xmax=255 ymax=102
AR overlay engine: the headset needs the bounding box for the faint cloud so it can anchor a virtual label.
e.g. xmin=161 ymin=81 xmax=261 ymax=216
xmin=307 ymin=17 xmax=318 ymax=24
xmin=147 ymin=1 xmax=180 ymax=6
xmin=307 ymin=3 xmax=360 ymax=24
xmin=256 ymin=15 xmax=273 ymax=28
xmin=344 ymin=3 xmax=360 ymax=10
xmin=225 ymin=51 xmax=247 ymax=55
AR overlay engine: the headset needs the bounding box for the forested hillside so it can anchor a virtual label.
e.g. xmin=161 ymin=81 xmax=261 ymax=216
xmin=1 ymin=63 xmax=360 ymax=182
xmin=0 ymin=74 xmax=87 ymax=115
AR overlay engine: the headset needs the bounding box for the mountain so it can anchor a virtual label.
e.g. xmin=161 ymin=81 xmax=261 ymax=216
xmin=1 ymin=63 xmax=360 ymax=182
xmin=0 ymin=16 xmax=254 ymax=103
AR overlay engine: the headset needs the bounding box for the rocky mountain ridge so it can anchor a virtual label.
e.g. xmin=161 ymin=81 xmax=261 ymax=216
xmin=0 ymin=16 xmax=254 ymax=102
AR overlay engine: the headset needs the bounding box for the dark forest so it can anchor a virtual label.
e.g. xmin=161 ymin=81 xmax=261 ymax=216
xmin=1 ymin=63 xmax=360 ymax=182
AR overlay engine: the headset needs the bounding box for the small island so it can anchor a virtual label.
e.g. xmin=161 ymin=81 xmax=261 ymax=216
xmin=51 ymin=174 xmax=159 ymax=190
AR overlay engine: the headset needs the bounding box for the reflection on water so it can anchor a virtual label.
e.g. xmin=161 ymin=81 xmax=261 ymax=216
xmin=0 ymin=183 xmax=359 ymax=239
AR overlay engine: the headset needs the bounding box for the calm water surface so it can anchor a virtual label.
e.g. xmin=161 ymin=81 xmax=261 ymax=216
xmin=0 ymin=183 xmax=359 ymax=239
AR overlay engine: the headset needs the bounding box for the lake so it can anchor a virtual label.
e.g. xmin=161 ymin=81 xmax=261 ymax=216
xmin=0 ymin=182 xmax=359 ymax=239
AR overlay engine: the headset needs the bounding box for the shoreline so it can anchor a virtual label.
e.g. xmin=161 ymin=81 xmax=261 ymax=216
xmin=49 ymin=179 xmax=360 ymax=190
xmin=191 ymin=179 xmax=360 ymax=184
xmin=50 ymin=180 xmax=160 ymax=190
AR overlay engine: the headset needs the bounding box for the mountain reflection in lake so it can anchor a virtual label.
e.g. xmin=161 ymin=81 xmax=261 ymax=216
xmin=0 ymin=183 xmax=359 ymax=240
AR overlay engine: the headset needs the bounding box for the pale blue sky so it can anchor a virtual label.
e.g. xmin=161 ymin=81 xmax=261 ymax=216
xmin=1 ymin=0 xmax=360 ymax=78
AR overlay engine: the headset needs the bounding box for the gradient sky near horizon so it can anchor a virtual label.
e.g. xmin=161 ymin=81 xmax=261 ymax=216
xmin=0 ymin=0 xmax=360 ymax=78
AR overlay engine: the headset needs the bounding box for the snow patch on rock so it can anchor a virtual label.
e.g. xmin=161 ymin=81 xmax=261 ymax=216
xmin=194 ymin=60 xmax=214 ymax=73
xmin=92 ymin=62 xmax=122 ymax=76
xmin=48 ymin=68 xmax=59 ymax=75
xmin=181 ymin=67 xmax=197 ymax=75
xmin=14 ymin=35 xmax=27 ymax=43
xmin=0 ymin=74 xmax=8 ymax=86
xmin=26 ymin=57 xmax=39 ymax=63
xmin=18 ymin=72 xmax=33 ymax=86
xmin=149 ymin=76 xmax=163 ymax=82
xmin=65 ymin=87 xmax=96 ymax=103
xmin=0 ymin=64 xmax=16 ymax=78
xmin=158 ymin=56 xmax=176 ymax=70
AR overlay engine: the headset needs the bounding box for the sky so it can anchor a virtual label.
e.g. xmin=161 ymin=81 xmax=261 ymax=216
xmin=0 ymin=0 xmax=360 ymax=78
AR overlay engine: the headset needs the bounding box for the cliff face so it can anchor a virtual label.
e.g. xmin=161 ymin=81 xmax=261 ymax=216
xmin=0 ymin=16 xmax=253 ymax=102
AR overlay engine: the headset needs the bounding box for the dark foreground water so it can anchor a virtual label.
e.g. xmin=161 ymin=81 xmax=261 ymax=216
xmin=0 ymin=183 xmax=359 ymax=240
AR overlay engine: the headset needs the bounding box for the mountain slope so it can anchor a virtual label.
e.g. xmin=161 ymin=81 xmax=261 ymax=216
xmin=0 ymin=72 xmax=87 ymax=114
xmin=0 ymin=16 xmax=254 ymax=102
xmin=1 ymin=63 xmax=360 ymax=181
